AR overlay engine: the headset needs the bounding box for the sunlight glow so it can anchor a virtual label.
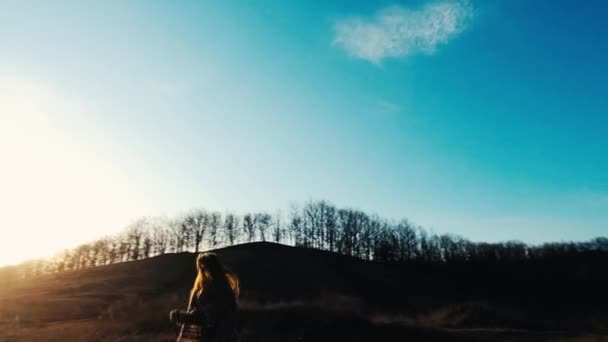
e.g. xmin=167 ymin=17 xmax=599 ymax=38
xmin=0 ymin=75 xmax=149 ymax=267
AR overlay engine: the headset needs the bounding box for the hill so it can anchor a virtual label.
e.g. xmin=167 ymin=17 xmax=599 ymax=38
xmin=0 ymin=242 xmax=607 ymax=341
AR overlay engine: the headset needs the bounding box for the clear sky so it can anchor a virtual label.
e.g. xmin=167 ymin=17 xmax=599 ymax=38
xmin=1 ymin=0 xmax=607 ymax=266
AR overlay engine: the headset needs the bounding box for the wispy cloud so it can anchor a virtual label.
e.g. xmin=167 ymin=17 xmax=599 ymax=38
xmin=333 ymin=1 xmax=474 ymax=64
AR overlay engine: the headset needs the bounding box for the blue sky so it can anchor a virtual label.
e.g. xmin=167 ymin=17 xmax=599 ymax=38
xmin=0 ymin=0 xmax=606 ymax=263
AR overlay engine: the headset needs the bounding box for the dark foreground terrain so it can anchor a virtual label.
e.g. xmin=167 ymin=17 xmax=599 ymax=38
xmin=1 ymin=242 xmax=607 ymax=341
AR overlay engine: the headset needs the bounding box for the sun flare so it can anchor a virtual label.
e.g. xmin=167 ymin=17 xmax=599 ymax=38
xmin=0 ymin=76 xmax=147 ymax=267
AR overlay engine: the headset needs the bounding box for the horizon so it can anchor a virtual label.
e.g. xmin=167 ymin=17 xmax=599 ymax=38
xmin=1 ymin=0 xmax=607 ymax=267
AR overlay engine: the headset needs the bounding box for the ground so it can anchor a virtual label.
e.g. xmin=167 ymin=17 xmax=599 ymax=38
xmin=1 ymin=242 xmax=606 ymax=341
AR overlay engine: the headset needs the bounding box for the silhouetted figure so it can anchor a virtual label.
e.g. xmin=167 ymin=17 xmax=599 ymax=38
xmin=170 ymin=253 xmax=240 ymax=342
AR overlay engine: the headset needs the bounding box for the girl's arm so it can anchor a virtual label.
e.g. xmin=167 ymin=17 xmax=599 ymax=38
xmin=170 ymin=308 xmax=205 ymax=325
xmin=170 ymin=305 xmax=216 ymax=326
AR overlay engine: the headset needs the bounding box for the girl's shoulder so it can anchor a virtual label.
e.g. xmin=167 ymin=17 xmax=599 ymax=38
xmin=195 ymin=287 xmax=217 ymax=305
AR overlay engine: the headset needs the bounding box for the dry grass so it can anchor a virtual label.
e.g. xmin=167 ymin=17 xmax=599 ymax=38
xmin=1 ymin=243 xmax=606 ymax=341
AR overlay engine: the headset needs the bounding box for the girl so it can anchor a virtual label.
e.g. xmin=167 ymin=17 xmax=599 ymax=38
xmin=170 ymin=253 xmax=240 ymax=342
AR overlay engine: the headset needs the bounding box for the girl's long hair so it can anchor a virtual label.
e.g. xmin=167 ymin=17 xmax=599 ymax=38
xmin=188 ymin=252 xmax=240 ymax=309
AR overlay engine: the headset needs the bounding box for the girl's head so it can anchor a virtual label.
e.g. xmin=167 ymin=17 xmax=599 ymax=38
xmin=189 ymin=252 xmax=239 ymax=308
xmin=196 ymin=253 xmax=224 ymax=279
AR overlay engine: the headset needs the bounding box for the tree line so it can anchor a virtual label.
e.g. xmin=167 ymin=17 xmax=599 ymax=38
xmin=2 ymin=200 xmax=607 ymax=281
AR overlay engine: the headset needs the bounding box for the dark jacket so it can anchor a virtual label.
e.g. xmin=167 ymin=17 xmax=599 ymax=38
xmin=174 ymin=285 xmax=237 ymax=342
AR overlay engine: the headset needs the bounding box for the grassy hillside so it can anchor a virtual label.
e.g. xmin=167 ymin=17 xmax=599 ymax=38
xmin=0 ymin=242 xmax=606 ymax=341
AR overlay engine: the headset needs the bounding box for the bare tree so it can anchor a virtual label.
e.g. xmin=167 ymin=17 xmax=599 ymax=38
xmin=150 ymin=218 xmax=169 ymax=256
xmin=338 ymin=209 xmax=358 ymax=256
xmin=323 ymin=204 xmax=338 ymax=252
xmin=126 ymin=218 xmax=148 ymax=261
xmin=373 ymin=223 xmax=398 ymax=262
xmin=119 ymin=238 xmax=130 ymax=262
xmin=418 ymin=228 xmax=433 ymax=262
xmin=254 ymin=212 xmax=272 ymax=242
xmin=142 ymin=230 xmax=153 ymax=259
xmin=224 ymin=212 xmax=239 ymax=246
xmin=395 ymin=219 xmax=417 ymax=261
xmin=208 ymin=212 xmax=222 ymax=248
xmin=272 ymin=211 xmax=283 ymax=243
xmin=168 ymin=219 xmax=185 ymax=253
xmin=92 ymin=237 xmax=112 ymax=266
xmin=359 ymin=213 xmax=375 ymax=260
xmin=302 ymin=201 xmax=321 ymax=248
xmin=243 ymin=213 xmax=256 ymax=242
xmin=183 ymin=209 xmax=209 ymax=253
xmin=289 ymin=206 xmax=304 ymax=246
xmin=73 ymin=243 xmax=92 ymax=269
xmin=107 ymin=237 xmax=120 ymax=264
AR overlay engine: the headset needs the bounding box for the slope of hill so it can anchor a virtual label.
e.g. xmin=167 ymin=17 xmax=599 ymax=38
xmin=0 ymin=242 xmax=606 ymax=341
